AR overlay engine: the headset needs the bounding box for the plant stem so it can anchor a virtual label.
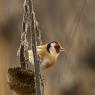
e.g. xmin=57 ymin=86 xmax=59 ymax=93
xmin=27 ymin=0 xmax=42 ymax=95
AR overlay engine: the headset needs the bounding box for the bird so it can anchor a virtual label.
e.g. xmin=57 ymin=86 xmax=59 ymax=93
xmin=28 ymin=41 xmax=64 ymax=69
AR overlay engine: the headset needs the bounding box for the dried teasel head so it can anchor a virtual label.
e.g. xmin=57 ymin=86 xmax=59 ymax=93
xmin=8 ymin=67 xmax=35 ymax=95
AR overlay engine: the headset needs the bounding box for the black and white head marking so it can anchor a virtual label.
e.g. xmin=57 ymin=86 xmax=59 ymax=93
xmin=47 ymin=41 xmax=61 ymax=54
xmin=47 ymin=43 xmax=51 ymax=53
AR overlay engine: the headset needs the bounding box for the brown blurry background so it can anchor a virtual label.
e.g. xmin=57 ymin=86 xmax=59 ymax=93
xmin=0 ymin=0 xmax=95 ymax=95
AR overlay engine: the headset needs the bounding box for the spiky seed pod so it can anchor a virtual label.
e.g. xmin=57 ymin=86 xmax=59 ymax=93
xmin=8 ymin=67 xmax=35 ymax=95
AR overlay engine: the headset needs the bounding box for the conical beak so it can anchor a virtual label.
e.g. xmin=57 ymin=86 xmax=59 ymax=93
xmin=60 ymin=47 xmax=64 ymax=52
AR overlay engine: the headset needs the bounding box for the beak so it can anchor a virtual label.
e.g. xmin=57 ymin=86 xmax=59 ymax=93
xmin=60 ymin=47 xmax=64 ymax=52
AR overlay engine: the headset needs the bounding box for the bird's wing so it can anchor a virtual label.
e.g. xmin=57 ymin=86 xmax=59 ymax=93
xmin=28 ymin=47 xmax=46 ymax=64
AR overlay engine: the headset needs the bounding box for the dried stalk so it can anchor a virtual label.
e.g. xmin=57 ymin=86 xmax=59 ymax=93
xmin=19 ymin=0 xmax=30 ymax=69
xmin=20 ymin=45 xmax=26 ymax=69
xmin=25 ymin=0 xmax=42 ymax=95
xmin=35 ymin=20 xmax=42 ymax=45
xmin=8 ymin=0 xmax=43 ymax=95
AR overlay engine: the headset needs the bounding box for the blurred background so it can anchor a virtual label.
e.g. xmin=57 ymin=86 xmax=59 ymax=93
xmin=0 ymin=0 xmax=95 ymax=95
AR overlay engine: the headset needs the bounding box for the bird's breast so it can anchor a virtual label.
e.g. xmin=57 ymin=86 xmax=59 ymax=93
xmin=28 ymin=49 xmax=56 ymax=69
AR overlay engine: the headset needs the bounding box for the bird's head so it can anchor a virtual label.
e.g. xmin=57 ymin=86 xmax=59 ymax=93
xmin=47 ymin=41 xmax=64 ymax=57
